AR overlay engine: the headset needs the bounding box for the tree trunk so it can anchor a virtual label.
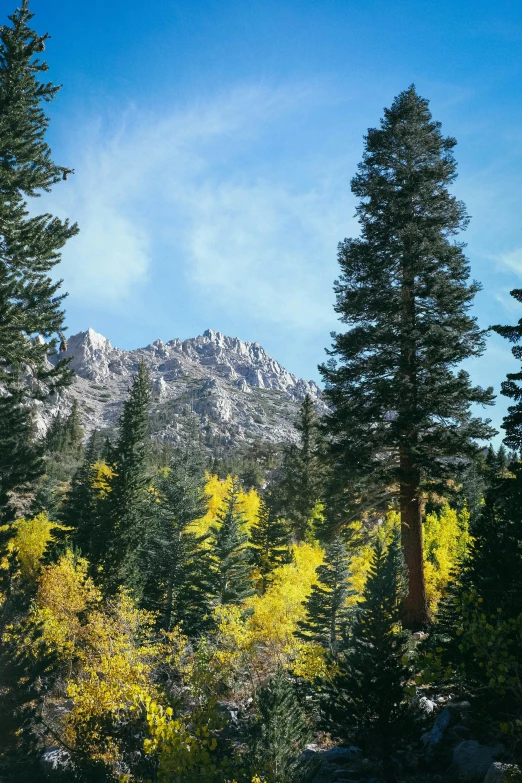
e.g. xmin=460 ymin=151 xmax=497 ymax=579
xmin=400 ymin=465 xmax=428 ymax=629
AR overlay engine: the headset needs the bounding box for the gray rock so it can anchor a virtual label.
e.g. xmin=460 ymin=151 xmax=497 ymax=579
xmin=40 ymin=328 xmax=325 ymax=452
xmin=453 ymin=740 xmax=504 ymax=782
xmin=40 ymin=746 xmax=72 ymax=771
xmin=484 ymin=762 xmax=521 ymax=783
xmin=321 ymin=747 xmax=362 ymax=765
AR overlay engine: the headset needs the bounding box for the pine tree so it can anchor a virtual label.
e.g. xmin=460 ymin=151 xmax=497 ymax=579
xmin=250 ymin=499 xmax=291 ymax=594
xmin=322 ymin=530 xmax=413 ymax=780
xmin=0 ymin=391 xmax=42 ymax=521
xmin=320 ymin=86 xmax=495 ymax=628
xmin=62 ymin=430 xmax=103 ymax=557
xmin=247 ymin=667 xmax=310 ymax=783
xmin=0 ymin=1 xmax=78 ymax=511
xmin=144 ymin=439 xmax=212 ymax=635
xmin=460 ymin=464 xmax=522 ymax=618
xmin=208 ymin=480 xmax=255 ymax=607
xmin=296 ymin=536 xmax=354 ymax=658
xmin=492 ymin=288 xmax=522 ymax=450
xmin=98 ymin=362 xmax=152 ymax=595
xmin=273 ymin=395 xmax=326 ymax=541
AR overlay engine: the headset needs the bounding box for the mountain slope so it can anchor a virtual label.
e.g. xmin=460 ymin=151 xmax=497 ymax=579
xmin=39 ymin=328 xmax=323 ymax=452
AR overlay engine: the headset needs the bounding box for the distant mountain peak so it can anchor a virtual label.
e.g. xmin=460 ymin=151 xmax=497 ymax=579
xmin=42 ymin=328 xmax=323 ymax=452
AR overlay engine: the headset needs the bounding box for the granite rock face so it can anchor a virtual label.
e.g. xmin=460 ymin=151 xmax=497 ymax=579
xmin=38 ymin=328 xmax=324 ymax=451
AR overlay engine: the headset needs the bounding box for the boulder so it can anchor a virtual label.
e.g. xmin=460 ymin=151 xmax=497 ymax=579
xmin=40 ymin=746 xmax=72 ymax=771
xmin=453 ymin=740 xmax=504 ymax=782
xmin=321 ymin=747 xmax=362 ymax=765
xmin=484 ymin=762 xmax=521 ymax=783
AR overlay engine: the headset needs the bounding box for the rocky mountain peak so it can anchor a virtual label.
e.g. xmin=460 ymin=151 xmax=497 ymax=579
xmin=43 ymin=328 xmax=324 ymax=453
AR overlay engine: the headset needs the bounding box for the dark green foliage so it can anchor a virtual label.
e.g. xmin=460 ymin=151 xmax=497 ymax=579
xmin=460 ymin=463 xmax=522 ymax=617
xmin=0 ymin=0 xmax=77 ymax=392
xmin=62 ymin=430 xmax=103 ymax=558
xmin=0 ymin=593 xmax=57 ymax=782
xmin=98 ymin=363 xmax=153 ymax=595
xmin=322 ymin=530 xmax=413 ymax=775
xmin=493 ymin=289 xmax=522 ymax=450
xmin=250 ymin=499 xmax=291 ymax=594
xmin=208 ymin=480 xmax=255 ymax=607
xmin=45 ymin=399 xmax=84 ymax=462
xmin=0 ymin=1 xmax=78 ymax=519
xmin=247 ymin=667 xmax=310 ymax=783
xmin=0 ymin=391 xmax=43 ymax=521
xmin=296 ymin=536 xmax=354 ymax=658
xmin=319 ymin=85 xmax=494 ymax=626
xmin=272 ymin=395 xmax=326 ymax=541
xmin=144 ymin=440 xmax=212 ymax=636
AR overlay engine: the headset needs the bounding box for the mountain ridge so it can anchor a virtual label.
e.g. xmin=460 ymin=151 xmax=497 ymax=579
xmin=39 ymin=327 xmax=324 ymax=453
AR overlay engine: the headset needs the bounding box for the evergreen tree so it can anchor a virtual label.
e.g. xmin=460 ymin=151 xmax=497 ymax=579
xmin=0 ymin=391 xmax=42 ymax=521
xmin=98 ymin=362 xmax=152 ymax=595
xmin=208 ymin=480 xmax=255 ymax=607
xmin=460 ymin=464 xmax=522 ymax=618
xmin=144 ymin=439 xmax=212 ymax=636
xmin=321 ymin=530 xmax=413 ymax=781
xmin=320 ymin=86 xmax=494 ymax=627
xmin=247 ymin=667 xmax=310 ymax=783
xmin=296 ymin=536 xmax=354 ymax=658
xmin=492 ymin=288 xmax=522 ymax=450
xmin=62 ymin=430 xmax=103 ymax=557
xmin=273 ymin=395 xmax=326 ymax=541
xmin=250 ymin=499 xmax=291 ymax=594
xmin=0 ymin=1 xmax=78 ymax=511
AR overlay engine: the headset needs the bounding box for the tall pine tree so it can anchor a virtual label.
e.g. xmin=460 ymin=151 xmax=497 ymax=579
xmin=98 ymin=362 xmax=152 ymax=595
xmin=322 ymin=530 xmax=413 ymax=781
xmin=144 ymin=439 xmax=212 ymax=635
xmin=493 ymin=288 xmax=522 ymax=450
xmin=250 ymin=499 xmax=291 ymax=594
xmin=208 ymin=480 xmax=254 ymax=607
xmin=320 ymin=86 xmax=494 ymax=627
xmin=273 ymin=395 xmax=326 ymax=541
xmin=62 ymin=429 xmax=103 ymax=556
xmin=296 ymin=536 xmax=354 ymax=658
xmin=0 ymin=1 xmax=78 ymax=512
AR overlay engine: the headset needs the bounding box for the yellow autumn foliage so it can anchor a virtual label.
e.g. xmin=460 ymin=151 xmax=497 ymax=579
xmin=0 ymin=512 xmax=69 ymax=585
xmin=91 ymin=460 xmax=114 ymax=496
xmin=191 ymin=474 xmax=261 ymax=537
xmin=423 ymin=504 xmax=470 ymax=612
xmin=32 ymin=550 xmax=101 ymax=663
xmin=247 ymin=542 xmax=323 ymax=654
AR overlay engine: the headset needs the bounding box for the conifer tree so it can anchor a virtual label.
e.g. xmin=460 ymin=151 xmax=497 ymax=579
xmin=322 ymin=530 xmax=413 ymax=780
xmin=250 ymin=499 xmax=291 ymax=594
xmin=493 ymin=288 xmax=522 ymax=450
xmin=296 ymin=536 xmax=354 ymax=658
xmin=460 ymin=465 xmax=522 ymax=618
xmin=208 ymin=480 xmax=255 ymax=607
xmin=0 ymin=391 xmax=42 ymax=521
xmin=273 ymin=395 xmax=326 ymax=541
xmin=0 ymin=1 xmax=78 ymax=510
xmin=320 ymin=86 xmax=494 ymax=627
xmin=247 ymin=667 xmax=310 ymax=783
xmin=62 ymin=430 xmax=103 ymax=557
xmin=98 ymin=362 xmax=152 ymax=595
xmin=144 ymin=439 xmax=212 ymax=635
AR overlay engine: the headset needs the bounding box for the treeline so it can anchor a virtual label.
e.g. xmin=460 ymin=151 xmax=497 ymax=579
xmin=1 ymin=3 xmax=522 ymax=783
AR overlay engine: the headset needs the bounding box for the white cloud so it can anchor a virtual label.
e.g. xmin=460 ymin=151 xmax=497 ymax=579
xmin=497 ymin=247 xmax=522 ymax=279
xmin=43 ymin=82 xmax=354 ymax=326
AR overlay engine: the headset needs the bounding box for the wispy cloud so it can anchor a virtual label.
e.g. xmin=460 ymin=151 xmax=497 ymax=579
xmin=44 ymin=82 xmax=354 ymax=328
xmin=497 ymin=247 xmax=522 ymax=279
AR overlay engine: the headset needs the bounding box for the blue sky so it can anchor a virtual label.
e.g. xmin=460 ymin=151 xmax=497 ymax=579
xmin=25 ymin=0 xmax=522 ymax=439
